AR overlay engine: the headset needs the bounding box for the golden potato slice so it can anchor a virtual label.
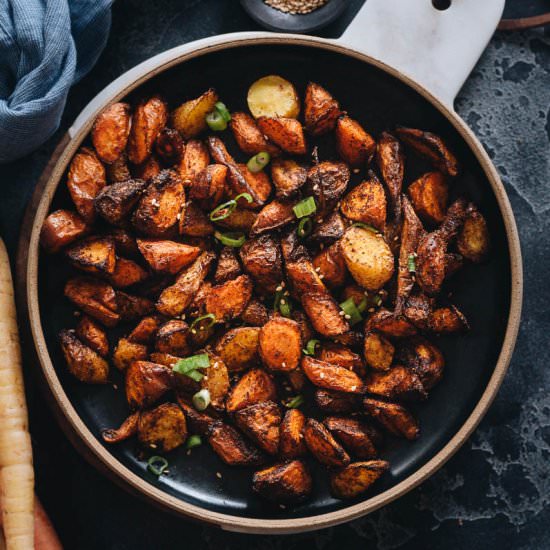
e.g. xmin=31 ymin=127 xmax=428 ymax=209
xmin=365 ymin=365 xmax=426 ymax=401
xmin=304 ymin=418 xmax=350 ymax=467
xmin=59 ymin=329 xmax=109 ymax=384
xmin=214 ymin=327 xmax=260 ymax=373
xmin=364 ymin=332 xmax=394 ymax=372
xmin=235 ymin=401 xmax=281 ymax=455
xmin=376 ymin=131 xmax=404 ymax=221
xmin=341 ymin=226 xmax=394 ymax=291
xmin=155 ymin=319 xmax=191 ymax=357
xmin=247 ymin=75 xmax=300 ymax=119
xmin=125 ymin=360 xmax=174 ymax=410
xmin=253 ymin=460 xmax=312 ymax=503
xmin=171 ymin=88 xmax=218 ymax=139
xmin=226 ymin=368 xmax=277 ymax=413
xmin=301 ymin=356 xmax=364 ymax=394
xmin=323 ymin=417 xmax=380 ymax=459
xmin=395 ymin=126 xmax=460 ymax=177
xmin=94 ymin=178 xmax=148 ymax=226
xmin=205 ymin=274 xmax=253 ymax=322
xmin=178 ymin=139 xmax=210 ymax=187
xmin=92 ymin=102 xmax=132 ymax=164
xmin=240 ymin=234 xmax=283 ymax=294
xmin=138 ymin=403 xmax=187 ymax=452
xmin=230 ymin=111 xmax=280 ymax=156
xmin=40 ymin=210 xmax=89 ymax=253
xmin=259 ymin=317 xmax=302 ymax=372
xmin=208 ymin=423 xmax=265 ymax=466
xmin=67 ymin=147 xmax=106 ymax=223
xmin=132 ymin=169 xmax=185 ymax=237
xmin=270 ymin=158 xmax=307 ymax=199
xmin=137 ymin=238 xmax=200 ymax=274
xmin=176 ymin=394 xmax=219 ymax=435
xmin=250 ymin=199 xmax=296 ymax=236
xmin=340 ymin=175 xmax=387 ymax=230
xmin=398 ymin=337 xmax=445 ymax=390
xmin=112 ymin=337 xmax=148 ymax=372
xmin=312 ymin=242 xmax=347 ymax=288
xmin=155 ymin=127 xmax=184 ymax=165
xmin=257 ymin=117 xmax=306 ymax=155
xmin=179 ymin=200 xmax=214 ymax=237
xmin=457 ymin=207 xmax=490 ymax=263
xmin=279 ymin=408 xmax=307 ymax=459
xmin=102 ymin=412 xmax=139 ymax=444
xmin=64 ymin=277 xmax=120 ymax=327
xmin=363 ymin=397 xmax=419 ymax=440
xmin=189 ymin=164 xmax=227 ymax=209
xmin=241 ymin=299 xmax=270 ymax=326
xmin=314 ymin=389 xmax=361 ymax=414
xmin=66 ymin=236 xmax=116 ymax=276
xmin=76 ymin=315 xmax=109 ymax=357
xmin=318 ymin=342 xmax=366 ymax=377
xmin=428 ymin=305 xmax=469 ymax=334
xmin=408 ymin=171 xmax=448 ymax=225
xmin=116 ymin=291 xmax=154 ymax=321
xmin=335 ymin=116 xmax=376 ymax=167
xmin=304 ymin=81 xmax=341 ymax=136
xmin=330 ymin=460 xmax=389 ymax=499
xmin=127 ymin=95 xmax=168 ymax=165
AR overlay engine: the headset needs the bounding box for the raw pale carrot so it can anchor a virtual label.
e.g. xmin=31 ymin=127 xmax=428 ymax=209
xmin=0 ymin=239 xmax=34 ymax=549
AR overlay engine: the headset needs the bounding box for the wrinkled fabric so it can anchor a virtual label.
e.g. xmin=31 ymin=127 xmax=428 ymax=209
xmin=0 ymin=0 xmax=112 ymax=163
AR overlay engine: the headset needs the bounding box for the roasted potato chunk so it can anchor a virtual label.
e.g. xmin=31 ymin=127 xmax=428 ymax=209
xmin=323 ymin=417 xmax=380 ymax=459
xmin=304 ymin=81 xmax=341 ymax=136
xmin=340 ymin=175 xmax=386 ymax=230
xmin=365 ymin=309 xmax=418 ymax=339
xmin=155 ymin=127 xmax=184 ymax=165
xmin=102 ymin=412 xmax=139 ymax=444
xmin=214 ymin=247 xmax=241 ymax=284
xmin=94 ymin=178 xmax=148 ymax=225
xmin=116 ymin=291 xmax=154 ymax=321
xmin=179 ymin=200 xmax=214 ymax=237
xmin=230 ymin=112 xmax=280 ymax=156
xmin=128 ymin=315 xmax=161 ymax=344
xmin=138 ymin=403 xmax=187 ymax=452
xmin=270 ymin=159 xmax=307 ymax=199
xmin=208 ymin=423 xmax=265 ymax=466
xmin=403 ymin=292 xmax=434 ymax=330
xmin=235 ymin=401 xmax=281 ymax=455
xmin=178 ymin=139 xmax=210 ymax=187
xmin=259 ymin=317 xmax=302 ymax=372
xmin=330 ymin=460 xmax=389 ymax=499
xmin=363 ymin=332 xmax=394 ymax=371
xmin=309 ymin=210 xmax=346 ymax=245
xmin=226 ymin=368 xmax=277 ymax=413
xmin=457 ymin=206 xmax=490 ymax=263
xmin=176 ymin=394 xmax=218 ymax=435
xmin=250 ymin=199 xmax=296 ymax=236
xmin=363 ymin=397 xmax=419 ymax=440
xmin=112 ymin=337 xmax=148 ymax=372
xmin=241 ymin=299 xmax=270 ymax=326
xmin=151 ymin=352 xmax=200 ymax=395
xmin=315 ymin=389 xmax=361 ymax=414
xmin=312 ymin=242 xmax=347 ymax=288
xmin=253 ymin=460 xmax=312 ymax=503
xmin=247 ymin=75 xmax=300 ymax=119
xmin=240 ymin=234 xmax=283 ymax=294
xmin=171 ymin=88 xmax=219 ymax=139
xmin=189 ymin=164 xmax=227 ymax=209
xmin=377 ymin=131 xmax=404 ymax=222
xmin=66 ymin=236 xmax=116 ymax=276
xmin=137 ymin=238 xmax=200 ymax=274
xmin=335 ymin=116 xmax=376 ymax=167
xmin=106 ymin=153 xmax=132 ymax=183
xmin=395 ymin=126 xmax=460 ymax=177
xmin=125 ymin=360 xmax=174 ymax=410
xmin=304 ymin=418 xmax=350 ymax=467
xmin=92 ymin=102 xmax=131 ymax=164
xmin=341 ymin=226 xmax=394 ymax=291
xmin=318 ymin=342 xmax=365 ymax=377
xmin=408 ymin=172 xmax=448 ymax=225
xmin=306 ymin=161 xmax=349 ymax=216
xmin=279 ymin=409 xmax=307 ymax=459
xmin=40 ymin=210 xmax=89 ymax=253
xmin=154 ymin=319 xmax=190 ymax=357
xmin=398 ymin=337 xmax=445 ymax=390
xmin=59 ymin=329 xmax=109 ymax=384
xmin=132 ymin=169 xmax=185 ymax=237
xmin=197 ymin=354 xmax=229 ymax=411
xmin=302 ymin=356 xmax=364 ymax=394
xmin=365 ymin=365 xmax=426 ymax=401
xmin=131 ymin=155 xmax=162 ymax=181
xmin=214 ymin=327 xmax=260 ymax=372
xmin=205 ymin=275 xmax=253 ymax=322
xmin=156 ymin=251 xmax=215 ymax=317
xmin=76 ymin=315 xmax=109 ymax=357
xmin=109 ymin=257 xmax=148 ymax=288
xmin=217 ymin=208 xmax=257 ymax=233
xmin=64 ymin=277 xmax=120 ymax=327
xmin=67 ymin=147 xmax=106 ymax=223
xmin=428 ymin=305 xmax=469 ymax=334
xmin=257 ymin=117 xmax=306 ymax=156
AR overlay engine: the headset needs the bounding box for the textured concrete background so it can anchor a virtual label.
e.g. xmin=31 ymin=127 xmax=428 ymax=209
xmin=2 ymin=1 xmax=549 ymax=548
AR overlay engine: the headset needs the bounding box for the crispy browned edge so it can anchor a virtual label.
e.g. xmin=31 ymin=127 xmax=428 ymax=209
xmin=17 ymin=36 xmax=522 ymax=535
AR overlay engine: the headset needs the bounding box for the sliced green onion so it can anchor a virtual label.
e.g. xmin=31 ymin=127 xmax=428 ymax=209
xmin=206 ymin=111 xmax=227 ymax=131
xmin=284 ymin=395 xmax=305 ymax=409
xmin=274 ymin=289 xmax=292 ymax=318
xmin=234 ymin=192 xmax=253 ymax=204
xmin=147 ymin=456 xmax=169 ymax=476
xmin=293 ymin=197 xmax=316 ymax=219
xmin=356 ymin=297 xmax=368 ymax=313
xmin=210 ymin=200 xmax=237 ymax=221
xmin=173 ymin=354 xmax=210 ymax=381
xmin=190 ymin=313 xmax=216 ymax=334
xmin=373 ymin=294 xmax=383 ymax=307
xmin=351 ymin=222 xmax=378 ymax=233
xmin=339 ymin=297 xmax=363 ymax=326
xmin=215 ymin=101 xmax=231 ymax=122
xmin=214 ymin=230 xmax=246 ymax=248
xmin=297 ymin=217 xmax=313 ymax=238
xmin=185 ymin=435 xmax=202 ymax=450
xmin=247 ymin=152 xmax=271 ymax=173
xmin=407 ymin=254 xmax=416 ymax=273
xmin=192 ymin=389 xmax=211 ymax=411
xmin=303 ymin=339 xmax=320 ymax=356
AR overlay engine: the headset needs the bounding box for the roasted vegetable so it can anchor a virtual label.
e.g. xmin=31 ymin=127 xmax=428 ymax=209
xmin=365 ymin=309 xmax=418 ymax=339
xmin=340 ymin=174 xmax=386 ymax=230
xmin=253 ymin=460 xmax=312 ymax=502
xmin=155 ymin=319 xmax=191 ymax=357
xmin=226 ymin=368 xmax=277 ymax=413
xmin=302 ymin=356 xmax=364 ymax=394
xmin=259 ymin=317 xmax=302 ymax=372
xmin=306 ymin=161 xmax=349 ymax=216
xmin=112 ymin=337 xmax=148 ymax=371
xmin=214 ymin=246 xmax=242 ymax=284
xmin=94 ymin=178 xmax=148 ymax=225
xmin=171 ymin=88 xmax=218 ymax=139
xmin=208 ymin=423 xmax=265 ymax=466
xmin=40 ymin=210 xmax=89 ymax=253
xmin=205 ymin=274 xmax=253 ymax=322
xmin=318 ymin=342 xmax=365 ymax=376
xmin=66 ymin=236 xmax=116 ymax=276
xmin=398 ymin=337 xmax=444 ymax=390
xmin=408 ymin=172 xmax=448 ymax=225
xmin=271 ymin=159 xmax=307 ymax=198
xmin=428 ymin=305 xmax=469 ymax=334
xmin=304 ymin=418 xmax=350 ymax=467
xmin=109 ymin=257 xmax=148 ymax=288
xmin=137 ymin=403 xmax=187 ymax=452
xmin=176 ymin=394 xmax=218 ymax=435
xmin=330 ymin=460 xmax=389 ymax=499
xmin=125 ymin=360 xmax=174 ymax=410
xmin=75 ymin=315 xmax=109 ymax=357
xmin=304 ymin=82 xmax=341 ymax=136
xmin=335 ymin=116 xmax=376 ymax=167
xmin=230 ymin=111 xmax=279 ymax=156
xmin=241 ymin=299 xmax=270 ymax=326
xmin=377 ymin=132 xmax=404 ymax=223
xmin=155 ymin=127 xmax=184 ymax=165
xmin=92 ymin=102 xmax=131 ymax=164
xmin=315 ymin=389 xmax=361 ymax=414
xmin=179 ymin=200 xmax=214 ymax=237
xmin=309 ymin=210 xmax=346 ymax=245
xmin=59 ymin=329 xmax=109 ymax=384
xmin=137 ymin=238 xmax=200 ymax=274
xmin=189 ymin=164 xmax=227 ymax=209
xmin=324 ymin=417 xmax=380 ymax=459
xmin=363 ymin=332 xmax=394 ymax=372
xmin=457 ymin=205 xmax=490 ymax=263
xmin=363 ymin=397 xmax=419 ymax=440
xmin=116 ymin=290 xmax=154 ymax=321
xmin=312 ymin=242 xmax=347 ymax=288
xmin=240 ymin=234 xmax=283 ymax=294
xmin=279 ymin=408 xmax=307 ymax=459
xmin=365 ymin=365 xmax=426 ymax=401
xmin=235 ymin=401 xmax=281 ymax=455
xmin=102 ymin=412 xmax=139 ymax=444
xmin=178 ymin=139 xmax=210 ymax=187
xmin=250 ymin=199 xmax=296 ymax=236
xmin=214 ymin=327 xmax=260 ymax=372
xmin=247 ymin=75 xmax=300 ymax=119
xmin=257 ymin=117 xmax=306 ymax=156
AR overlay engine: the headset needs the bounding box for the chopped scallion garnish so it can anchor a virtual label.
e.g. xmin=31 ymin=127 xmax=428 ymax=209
xmin=190 ymin=313 xmax=216 ymax=333
xmin=339 ymin=297 xmax=363 ymax=326
xmin=297 ymin=217 xmax=313 ymax=238
xmin=284 ymin=395 xmax=305 ymax=409
xmin=192 ymin=389 xmax=211 ymax=411
xmin=407 ymin=254 xmax=416 ymax=273
xmin=209 ymin=193 xmax=252 ymax=221
xmin=351 ymin=222 xmax=378 ymax=233
xmin=214 ymin=230 xmax=246 ymax=247
xmin=293 ymin=197 xmax=316 ymax=219
xmin=215 ymin=101 xmax=231 ymax=122
xmin=173 ymin=354 xmax=210 ymax=381
xmin=247 ymin=152 xmax=271 ymax=173
xmin=185 ymin=435 xmax=202 ymax=450
xmin=147 ymin=455 xmax=169 ymax=476
xmin=206 ymin=110 xmax=227 ymax=131
xmin=303 ymin=339 xmax=320 ymax=356
xmin=274 ymin=289 xmax=292 ymax=318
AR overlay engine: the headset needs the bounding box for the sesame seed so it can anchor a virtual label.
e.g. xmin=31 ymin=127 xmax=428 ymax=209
xmin=344 ymin=314 xmax=351 ymax=320
xmin=320 ymin=373 xmax=325 ymax=379
xmin=368 ymin=307 xmax=375 ymax=312
xmin=279 ymin=504 xmax=286 ymax=509
xmin=351 ymin=385 xmax=357 ymax=391
xmin=276 ymin=285 xmax=283 ymax=292
xmin=339 ymin=310 xmax=345 ymax=316
xmin=216 ymin=472 xmax=222 ymax=479
xmin=112 ymin=384 xmax=118 ymax=390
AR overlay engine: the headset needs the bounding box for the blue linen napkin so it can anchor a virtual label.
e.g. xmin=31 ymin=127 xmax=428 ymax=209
xmin=0 ymin=0 xmax=112 ymax=163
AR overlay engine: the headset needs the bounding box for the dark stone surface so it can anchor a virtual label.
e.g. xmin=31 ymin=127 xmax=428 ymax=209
xmin=2 ymin=1 xmax=549 ymax=548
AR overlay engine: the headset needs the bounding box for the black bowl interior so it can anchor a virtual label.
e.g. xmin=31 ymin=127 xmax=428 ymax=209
xmin=38 ymin=43 xmax=511 ymax=520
